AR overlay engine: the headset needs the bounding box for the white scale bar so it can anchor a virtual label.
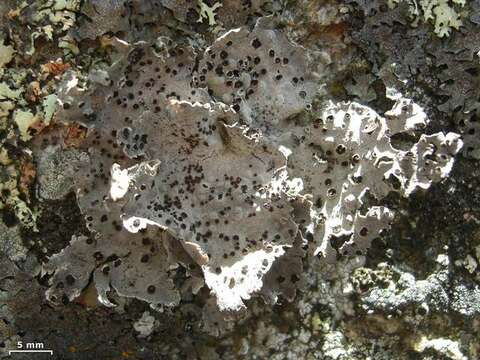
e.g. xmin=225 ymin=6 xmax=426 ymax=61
xmin=9 ymin=350 xmax=53 ymax=354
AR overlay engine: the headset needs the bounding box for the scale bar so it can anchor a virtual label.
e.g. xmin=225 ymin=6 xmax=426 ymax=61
xmin=9 ymin=350 xmax=53 ymax=354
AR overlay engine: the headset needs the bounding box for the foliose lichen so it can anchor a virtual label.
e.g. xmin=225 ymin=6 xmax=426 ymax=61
xmin=41 ymin=17 xmax=463 ymax=314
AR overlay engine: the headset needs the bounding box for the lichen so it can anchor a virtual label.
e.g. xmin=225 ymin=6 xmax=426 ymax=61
xmin=420 ymin=0 xmax=465 ymax=37
xmin=0 ymin=38 xmax=15 ymax=68
xmin=43 ymin=14 xmax=463 ymax=314
xmin=13 ymin=109 xmax=37 ymax=141
xmin=388 ymin=0 xmax=466 ymax=37
xmin=197 ymin=0 xmax=222 ymax=26
xmin=413 ymin=337 xmax=467 ymax=360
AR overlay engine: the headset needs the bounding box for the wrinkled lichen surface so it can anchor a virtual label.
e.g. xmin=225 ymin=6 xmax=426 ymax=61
xmin=1 ymin=0 xmax=479 ymax=359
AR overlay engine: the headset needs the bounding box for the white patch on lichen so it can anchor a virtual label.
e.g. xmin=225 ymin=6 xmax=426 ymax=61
xmin=110 ymin=164 xmax=131 ymax=201
xmin=204 ymin=246 xmax=286 ymax=310
xmin=123 ymin=216 xmax=165 ymax=232
xmin=384 ymin=96 xmax=428 ymax=133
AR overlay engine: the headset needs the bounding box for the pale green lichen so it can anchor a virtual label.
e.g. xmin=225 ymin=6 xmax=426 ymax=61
xmin=14 ymin=0 xmax=80 ymax=56
xmin=0 ymin=39 xmax=15 ymax=68
xmin=389 ymin=0 xmax=466 ymax=37
xmin=26 ymin=26 xmax=54 ymax=56
xmin=27 ymin=0 xmax=80 ymax=30
xmin=421 ymin=0 xmax=465 ymax=37
xmin=197 ymin=0 xmax=222 ymax=26
xmin=0 ymin=102 xmax=15 ymax=122
xmin=42 ymin=94 xmax=58 ymax=125
xmin=13 ymin=109 xmax=38 ymax=141
xmin=0 ymin=82 xmax=22 ymax=101
xmin=0 ymin=80 xmax=24 ymax=134
xmin=58 ymin=35 xmax=80 ymax=57
xmin=1 ymin=64 xmax=58 ymax=138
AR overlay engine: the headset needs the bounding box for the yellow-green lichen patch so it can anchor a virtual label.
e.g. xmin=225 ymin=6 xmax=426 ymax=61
xmin=13 ymin=109 xmax=38 ymax=141
xmin=421 ymin=0 xmax=465 ymax=37
xmin=0 ymin=82 xmax=22 ymax=100
xmin=0 ymin=39 xmax=15 ymax=68
xmin=42 ymin=94 xmax=57 ymax=125
xmin=389 ymin=0 xmax=466 ymax=37
xmin=197 ymin=0 xmax=222 ymax=26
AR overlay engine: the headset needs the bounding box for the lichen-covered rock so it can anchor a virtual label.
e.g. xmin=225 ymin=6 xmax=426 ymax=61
xmin=283 ymin=100 xmax=461 ymax=260
xmin=2 ymin=0 xmax=480 ymax=358
xmin=44 ymin=16 xmax=462 ymax=317
xmin=51 ymin=30 xmax=311 ymax=311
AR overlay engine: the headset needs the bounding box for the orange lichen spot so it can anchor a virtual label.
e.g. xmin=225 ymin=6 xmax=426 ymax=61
xmin=19 ymin=160 xmax=36 ymax=200
xmin=41 ymin=60 xmax=71 ymax=76
xmin=64 ymin=124 xmax=87 ymax=147
xmin=6 ymin=8 xmax=21 ymax=19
